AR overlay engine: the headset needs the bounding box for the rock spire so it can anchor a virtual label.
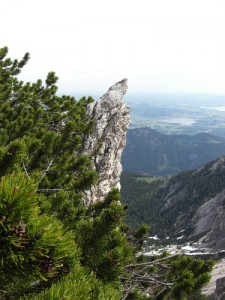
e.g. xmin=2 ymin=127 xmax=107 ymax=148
xmin=82 ymin=79 xmax=130 ymax=205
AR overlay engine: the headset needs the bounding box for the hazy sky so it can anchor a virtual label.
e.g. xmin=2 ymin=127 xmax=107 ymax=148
xmin=1 ymin=0 xmax=225 ymax=97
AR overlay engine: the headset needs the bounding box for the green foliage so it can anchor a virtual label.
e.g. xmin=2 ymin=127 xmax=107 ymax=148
xmin=125 ymin=289 xmax=151 ymax=299
xmin=91 ymin=280 xmax=122 ymax=300
xmin=133 ymin=224 xmax=150 ymax=240
xmin=0 ymin=47 xmax=122 ymax=299
xmin=0 ymin=173 xmax=123 ymax=300
xmin=75 ymin=189 xmax=133 ymax=282
xmin=0 ymin=47 xmax=129 ymax=299
xmin=0 ymin=172 xmax=80 ymax=298
xmin=21 ymin=267 xmax=122 ymax=300
xmin=168 ymin=256 xmax=213 ymax=299
xmin=121 ymin=172 xmax=163 ymax=232
xmin=0 ymin=46 xmax=96 ymax=194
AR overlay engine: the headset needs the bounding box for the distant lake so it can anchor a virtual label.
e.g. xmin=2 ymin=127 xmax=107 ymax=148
xmin=159 ymin=118 xmax=197 ymax=126
xmin=202 ymin=106 xmax=225 ymax=112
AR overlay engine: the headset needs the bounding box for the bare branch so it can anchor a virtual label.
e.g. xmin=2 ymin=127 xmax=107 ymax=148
xmin=124 ymin=254 xmax=177 ymax=269
xmin=37 ymin=188 xmax=73 ymax=194
xmin=127 ymin=277 xmax=173 ymax=286
xmin=121 ymin=255 xmax=179 ymax=299
xmin=22 ymin=161 xmax=30 ymax=178
xmin=39 ymin=157 xmax=54 ymax=183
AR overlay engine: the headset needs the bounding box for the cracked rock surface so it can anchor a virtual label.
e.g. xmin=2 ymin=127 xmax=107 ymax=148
xmin=82 ymin=79 xmax=130 ymax=205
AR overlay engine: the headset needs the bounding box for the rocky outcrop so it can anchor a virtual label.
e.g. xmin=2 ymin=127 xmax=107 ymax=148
xmin=208 ymin=276 xmax=225 ymax=300
xmin=82 ymin=79 xmax=130 ymax=205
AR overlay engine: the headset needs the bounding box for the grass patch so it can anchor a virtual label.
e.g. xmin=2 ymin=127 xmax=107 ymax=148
xmin=135 ymin=176 xmax=161 ymax=183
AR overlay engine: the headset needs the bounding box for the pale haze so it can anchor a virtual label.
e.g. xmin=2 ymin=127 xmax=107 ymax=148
xmin=1 ymin=0 xmax=225 ymax=97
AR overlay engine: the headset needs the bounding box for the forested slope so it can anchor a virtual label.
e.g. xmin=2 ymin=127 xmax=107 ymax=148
xmin=122 ymin=127 xmax=225 ymax=175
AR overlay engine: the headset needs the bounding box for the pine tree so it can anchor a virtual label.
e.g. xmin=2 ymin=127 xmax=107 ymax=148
xmin=75 ymin=188 xmax=133 ymax=282
xmin=0 ymin=46 xmax=124 ymax=299
xmin=0 ymin=46 xmax=96 ymax=194
xmin=0 ymin=172 xmax=80 ymax=297
xmin=0 ymin=172 xmax=123 ymax=299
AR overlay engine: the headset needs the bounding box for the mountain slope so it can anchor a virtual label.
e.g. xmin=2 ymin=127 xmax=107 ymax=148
xmin=191 ymin=188 xmax=225 ymax=251
xmin=121 ymin=156 xmax=225 ymax=250
xmin=122 ymin=127 xmax=225 ymax=175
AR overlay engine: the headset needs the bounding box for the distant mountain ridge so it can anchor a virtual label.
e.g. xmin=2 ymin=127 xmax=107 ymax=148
xmin=121 ymin=155 xmax=225 ymax=251
xmin=122 ymin=127 xmax=225 ymax=175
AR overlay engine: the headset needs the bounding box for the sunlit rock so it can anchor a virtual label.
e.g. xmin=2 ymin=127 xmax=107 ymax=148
xmin=82 ymin=79 xmax=130 ymax=205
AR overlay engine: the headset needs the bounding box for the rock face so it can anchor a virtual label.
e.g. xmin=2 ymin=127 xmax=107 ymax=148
xmin=191 ymin=189 xmax=225 ymax=251
xmin=82 ymin=79 xmax=130 ymax=205
xmin=159 ymin=156 xmax=225 ymax=251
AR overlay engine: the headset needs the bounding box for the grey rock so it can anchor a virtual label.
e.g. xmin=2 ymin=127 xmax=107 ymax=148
xmin=208 ymin=276 xmax=225 ymax=300
xmin=191 ymin=189 xmax=225 ymax=251
xmin=82 ymin=79 xmax=130 ymax=205
xmin=202 ymin=261 xmax=225 ymax=297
